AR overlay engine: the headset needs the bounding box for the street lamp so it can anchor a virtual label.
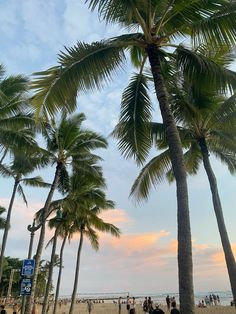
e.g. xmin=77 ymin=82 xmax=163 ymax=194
xmin=21 ymin=207 xmax=63 ymax=314
xmin=27 ymin=207 xmax=63 ymax=260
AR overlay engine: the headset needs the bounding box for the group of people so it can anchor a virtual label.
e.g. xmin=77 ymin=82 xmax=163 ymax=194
xmin=122 ymin=295 xmax=180 ymax=314
xmin=0 ymin=304 xmax=18 ymax=314
xmin=197 ymin=294 xmax=221 ymax=308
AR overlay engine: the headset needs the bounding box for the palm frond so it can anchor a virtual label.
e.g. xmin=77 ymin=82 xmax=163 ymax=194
xmin=0 ymin=163 xmax=12 ymax=177
xmin=112 ymin=73 xmax=153 ymax=164
xmin=175 ymin=46 xmax=236 ymax=93
xmin=130 ymin=149 xmax=171 ymax=201
xmin=211 ymin=147 xmax=236 ymax=174
xmin=17 ymin=184 xmax=28 ymax=206
xmin=191 ymin=1 xmax=236 ymax=48
xmin=31 ymin=41 xmax=125 ymax=116
xmin=21 ymin=176 xmax=51 ymax=188
xmin=85 ymin=226 xmax=99 ymax=250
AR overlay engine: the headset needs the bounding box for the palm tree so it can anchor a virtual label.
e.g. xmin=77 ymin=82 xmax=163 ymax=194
xmin=0 ymin=64 xmax=36 ymax=156
xmin=25 ymin=113 xmax=108 ymax=314
xmin=42 ymin=168 xmax=107 ymax=313
xmin=129 ymin=78 xmax=236 ymax=302
xmin=0 ymin=152 xmax=50 ymax=283
xmin=30 ymin=3 xmax=236 ymax=312
xmin=68 ymin=193 xmax=120 ymax=314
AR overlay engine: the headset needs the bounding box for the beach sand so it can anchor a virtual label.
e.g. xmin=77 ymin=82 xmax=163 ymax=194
xmin=39 ymin=303 xmax=236 ymax=313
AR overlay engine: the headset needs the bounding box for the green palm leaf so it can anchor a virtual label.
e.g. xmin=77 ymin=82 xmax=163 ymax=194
xmin=112 ymin=73 xmax=153 ymax=164
xmin=191 ymin=1 xmax=236 ymax=48
xmin=31 ymin=41 xmax=125 ymax=116
xmin=175 ymin=46 xmax=236 ymax=93
xmin=17 ymin=184 xmax=28 ymax=206
xmin=21 ymin=176 xmax=51 ymax=188
xmin=130 ymin=149 xmax=171 ymax=201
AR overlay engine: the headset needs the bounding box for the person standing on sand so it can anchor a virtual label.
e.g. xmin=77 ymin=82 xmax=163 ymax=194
xmin=130 ymin=297 xmax=136 ymax=314
xmin=166 ymin=295 xmax=170 ymax=311
xmin=148 ymin=297 xmax=153 ymax=314
xmin=87 ymin=299 xmax=94 ymax=314
xmin=143 ymin=297 xmax=149 ymax=314
xmin=118 ymin=297 xmax=122 ymax=314
xmin=170 ymin=303 xmax=180 ymax=314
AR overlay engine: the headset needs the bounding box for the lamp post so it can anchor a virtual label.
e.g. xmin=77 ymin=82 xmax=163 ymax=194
xmin=21 ymin=207 xmax=63 ymax=314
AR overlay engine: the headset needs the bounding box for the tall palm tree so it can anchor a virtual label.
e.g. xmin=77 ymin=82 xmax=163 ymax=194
xmin=68 ymin=194 xmax=120 ymax=314
xmin=42 ymin=168 xmax=107 ymax=313
xmin=30 ymin=3 xmax=236 ymax=312
xmin=25 ymin=113 xmax=108 ymax=314
xmin=129 ymin=79 xmax=236 ymax=302
xmin=0 ymin=152 xmax=50 ymax=283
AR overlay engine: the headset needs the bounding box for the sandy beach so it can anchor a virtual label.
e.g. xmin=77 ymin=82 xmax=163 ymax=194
xmin=24 ymin=303 xmax=236 ymax=314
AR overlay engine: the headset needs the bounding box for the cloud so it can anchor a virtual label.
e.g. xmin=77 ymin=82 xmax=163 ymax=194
xmin=99 ymin=208 xmax=131 ymax=225
xmin=103 ymin=230 xmax=170 ymax=253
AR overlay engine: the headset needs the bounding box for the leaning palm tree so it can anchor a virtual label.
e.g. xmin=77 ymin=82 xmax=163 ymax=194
xmin=25 ymin=113 xmax=108 ymax=314
xmin=31 ymin=3 xmax=236 ymax=312
xmin=68 ymin=193 xmax=120 ymax=314
xmin=0 ymin=152 xmax=50 ymax=283
xmin=129 ymin=78 xmax=236 ymax=302
xmin=42 ymin=169 xmax=107 ymax=313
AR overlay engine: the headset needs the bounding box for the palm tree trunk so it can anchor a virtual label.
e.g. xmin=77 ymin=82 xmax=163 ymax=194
xmin=69 ymin=227 xmax=84 ymax=314
xmin=25 ymin=162 xmax=62 ymax=314
xmin=199 ymin=138 xmax=236 ymax=304
xmin=42 ymin=226 xmax=60 ymax=314
xmin=0 ymin=179 xmax=19 ymax=283
xmin=52 ymin=233 xmax=67 ymax=314
xmin=146 ymin=44 xmax=195 ymax=314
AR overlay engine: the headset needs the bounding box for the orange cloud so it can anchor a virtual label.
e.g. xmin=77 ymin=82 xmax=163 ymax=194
xmin=99 ymin=208 xmax=130 ymax=225
xmin=102 ymin=230 xmax=170 ymax=254
xmin=211 ymin=244 xmax=236 ymax=265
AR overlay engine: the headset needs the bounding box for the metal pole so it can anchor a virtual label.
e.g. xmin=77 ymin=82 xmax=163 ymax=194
xmin=28 ymin=219 xmax=36 ymax=259
xmin=21 ymin=219 xmax=36 ymax=314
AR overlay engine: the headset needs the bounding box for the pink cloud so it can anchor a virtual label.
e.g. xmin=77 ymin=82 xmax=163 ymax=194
xmin=99 ymin=208 xmax=131 ymax=225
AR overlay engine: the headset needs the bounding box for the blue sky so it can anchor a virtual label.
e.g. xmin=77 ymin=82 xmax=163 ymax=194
xmin=0 ymin=0 xmax=236 ymax=297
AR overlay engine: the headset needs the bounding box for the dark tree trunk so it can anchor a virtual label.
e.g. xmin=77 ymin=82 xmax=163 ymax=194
xmin=199 ymin=138 xmax=236 ymax=304
xmin=69 ymin=228 xmax=84 ymax=314
xmin=52 ymin=233 xmax=67 ymax=314
xmin=42 ymin=226 xmax=60 ymax=314
xmin=0 ymin=179 xmax=19 ymax=283
xmin=25 ymin=162 xmax=62 ymax=314
xmin=146 ymin=44 xmax=195 ymax=314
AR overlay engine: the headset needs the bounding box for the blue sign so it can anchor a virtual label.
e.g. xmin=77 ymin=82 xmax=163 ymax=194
xmin=21 ymin=259 xmax=35 ymax=276
xmin=20 ymin=278 xmax=32 ymax=295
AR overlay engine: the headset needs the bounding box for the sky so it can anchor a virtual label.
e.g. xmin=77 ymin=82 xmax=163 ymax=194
xmin=0 ymin=0 xmax=236 ymax=298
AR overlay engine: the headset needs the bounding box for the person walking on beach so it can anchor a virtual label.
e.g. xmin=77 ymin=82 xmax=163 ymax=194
xmin=143 ymin=297 xmax=149 ymax=314
xmin=170 ymin=303 xmax=180 ymax=314
xmin=166 ymin=295 xmax=170 ymax=311
xmin=130 ymin=297 xmax=136 ymax=314
xmin=118 ymin=297 xmax=122 ymax=314
xmin=147 ymin=297 xmax=153 ymax=313
xmin=87 ymin=300 xmax=94 ymax=314
xmin=126 ymin=296 xmax=131 ymax=312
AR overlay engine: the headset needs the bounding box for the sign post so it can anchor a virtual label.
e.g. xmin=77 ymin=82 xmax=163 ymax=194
xmin=21 ymin=259 xmax=35 ymax=277
xmin=20 ymin=278 xmax=32 ymax=296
